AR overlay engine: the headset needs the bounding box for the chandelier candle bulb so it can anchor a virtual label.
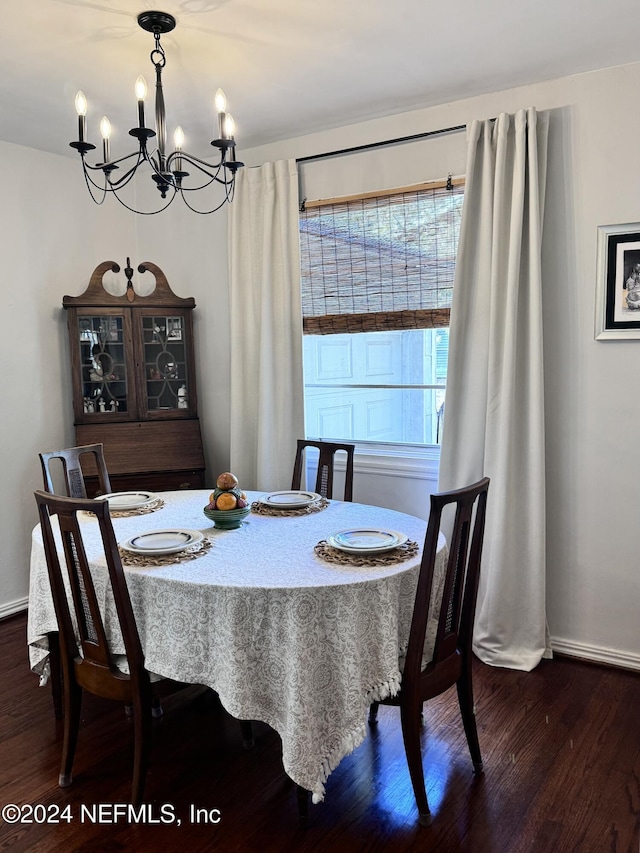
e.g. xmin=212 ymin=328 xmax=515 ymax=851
xmin=224 ymin=114 xmax=235 ymax=141
xmin=100 ymin=116 xmax=111 ymax=164
xmin=215 ymin=88 xmax=227 ymax=138
xmin=75 ymin=91 xmax=87 ymax=142
xmin=174 ymin=126 xmax=184 ymax=172
xmin=135 ymin=76 xmax=147 ymax=128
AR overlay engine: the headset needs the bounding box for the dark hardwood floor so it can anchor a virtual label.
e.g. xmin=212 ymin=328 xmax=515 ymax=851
xmin=1 ymin=612 xmax=639 ymax=852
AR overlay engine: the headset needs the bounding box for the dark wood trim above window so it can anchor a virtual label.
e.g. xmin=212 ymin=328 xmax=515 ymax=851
xmin=303 ymin=307 xmax=451 ymax=335
xmin=302 ymin=176 xmax=465 ymax=210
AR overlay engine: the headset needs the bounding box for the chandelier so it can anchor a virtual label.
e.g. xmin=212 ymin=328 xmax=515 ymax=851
xmin=70 ymin=11 xmax=243 ymax=215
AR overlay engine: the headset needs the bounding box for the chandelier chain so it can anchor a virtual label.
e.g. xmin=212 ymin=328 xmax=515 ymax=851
xmin=151 ymin=31 xmax=166 ymax=69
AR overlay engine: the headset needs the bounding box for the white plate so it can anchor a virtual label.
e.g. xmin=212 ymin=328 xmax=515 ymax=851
xmin=258 ymin=490 xmax=321 ymax=509
xmin=327 ymin=528 xmax=408 ymax=554
xmin=120 ymin=529 xmax=203 ymax=556
xmin=100 ymin=491 xmax=157 ymax=510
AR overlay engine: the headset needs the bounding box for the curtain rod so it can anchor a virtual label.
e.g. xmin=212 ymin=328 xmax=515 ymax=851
xmin=296 ymin=123 xmax=467 ymax=165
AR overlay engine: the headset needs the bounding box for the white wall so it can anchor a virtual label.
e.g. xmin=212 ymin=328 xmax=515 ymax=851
xmin=3 ymin=59 xmax=639 ymax=671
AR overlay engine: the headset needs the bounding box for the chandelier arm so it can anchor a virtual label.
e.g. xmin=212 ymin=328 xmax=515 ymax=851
xmin=167 ymin=151 xmax=239 ymax=191
xmin=170 ymin=148 xmax=243 ymax=180
xmin=178 ymin=186 xmax=237 ymax=215
xmin=80 ymin=161 xmax=108 ymax=205
xmin=178 ymin=174 xmax=236 ymax=192
xmin=139 ymin=144 xmax=182 ymax=191
xmin=81 ymin=163 xmax=119 ymax=194
xmin=106 ymin=164 xmax=146 ymax=192
xmin=108 ymin=187 xmax=178 ymax=216
xmin=167 ymin=149 xmax=224 ymax=176
xmin=79 ymin=150 xmax=147 ymax=194
xmin=99 ymin=153 xmax=149 ymax=192
xmin=81 ymin=148 xmax=144 ymax=173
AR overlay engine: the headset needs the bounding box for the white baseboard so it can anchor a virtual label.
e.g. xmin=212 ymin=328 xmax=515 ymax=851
xmin=0 ymin=596 xmax=28 ymax=620
xmin=551 ymin=635 xmax=640 ymax=672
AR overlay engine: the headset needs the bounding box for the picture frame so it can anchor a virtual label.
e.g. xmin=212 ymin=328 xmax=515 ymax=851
xmin=166 ymin=316 xmax=183 ymax=341
xmin=595 ymin=222 xmax=640 ymax=339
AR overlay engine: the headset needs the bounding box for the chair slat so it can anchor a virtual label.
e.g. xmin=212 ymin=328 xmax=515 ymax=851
xmin=291 ymin=439 xmax=355 ymax=501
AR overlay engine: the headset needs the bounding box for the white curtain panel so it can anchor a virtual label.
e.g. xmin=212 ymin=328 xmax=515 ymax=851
xmin=228 ymin=159 xmax=305 ymax=491
xmin=438 ymin=109 xmax=550 ymax=671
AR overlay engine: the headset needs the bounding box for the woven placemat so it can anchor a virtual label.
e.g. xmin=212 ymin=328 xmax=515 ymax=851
xmin=314 ymin=539 xmax=420 ymax=566
xmin=250 ymin=497 xmax=330 ymax=517
xmin=119 ymin=536 xmax=213 ymax=568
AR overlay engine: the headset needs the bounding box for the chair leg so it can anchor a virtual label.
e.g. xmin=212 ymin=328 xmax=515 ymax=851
xmin=456 ymin=664 xmax=483 ymax=773
xmin=131 ymin=694 xmax=152 ymax=807
xmin=58 ymin=677 xmax=82 ymax=787
xmin=368 ymin=701 xmax=380 ymax=724
xmin=296 ymin=785 xmax=309 ymax=828
xmin=400 ymin=702 xmax=431 ymax=826
xmin=49 ymin=632 xmax=64 ymax=719
xmin=240 ymin=720 xmax=255 ymax=749
xmin=126 ymin=697 xmax=162 ymax=719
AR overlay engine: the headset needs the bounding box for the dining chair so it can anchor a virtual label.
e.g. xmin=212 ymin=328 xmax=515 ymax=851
xmin=368 ymin=476 xmax=490 ymax=826
xmin=34 ymin=488 xmax=168 ymax=806
xmin=39 ymin=443 xmax=113 ymax=719
xmin=39 ymin=443 xmax=112 ymax=499
xmin=291 ymin=439 xmax=355 ymax=501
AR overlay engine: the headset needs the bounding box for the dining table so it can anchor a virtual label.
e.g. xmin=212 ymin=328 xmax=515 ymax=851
xmin=27 ymin=488 xmax=447 ymax=804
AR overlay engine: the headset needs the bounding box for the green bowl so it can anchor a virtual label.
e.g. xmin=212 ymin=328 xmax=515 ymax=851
xmin=203 ymin=505 xmax=251 ymax=530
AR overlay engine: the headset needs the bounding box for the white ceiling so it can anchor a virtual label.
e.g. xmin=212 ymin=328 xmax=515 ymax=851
xmin=3 ymin=0 xmax=640 ymax=161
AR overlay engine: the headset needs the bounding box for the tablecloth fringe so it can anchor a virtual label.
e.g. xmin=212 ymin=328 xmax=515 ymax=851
xmin=311 ymin=673 xmax=403 ymax=803
xmin=313 ymin=720 xmax=367 ymax=803
xmin=367 ymin=673 xmax=402 ymax=702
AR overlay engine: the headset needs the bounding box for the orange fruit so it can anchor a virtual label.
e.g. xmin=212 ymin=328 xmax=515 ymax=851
xmin=217 ymin=471 xmax=239 ymax=490
xmin=216 ymin=492 xmax=238 ymax=511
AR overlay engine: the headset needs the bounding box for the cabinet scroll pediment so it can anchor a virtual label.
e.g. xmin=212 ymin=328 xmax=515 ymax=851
xmin=63 ymin=259 xmax=196 ymax=309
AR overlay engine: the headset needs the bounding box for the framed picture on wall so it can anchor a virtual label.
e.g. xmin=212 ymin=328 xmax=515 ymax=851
xmin=595 ymin=222 xmax=640 ymax=339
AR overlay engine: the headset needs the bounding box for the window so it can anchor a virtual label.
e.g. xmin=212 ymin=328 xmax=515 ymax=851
xmin=299 ymin=180 xmax=463 ymax=447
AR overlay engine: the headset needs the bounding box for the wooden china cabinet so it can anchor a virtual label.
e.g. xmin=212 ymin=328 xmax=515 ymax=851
xmin=63 ymin=259 xmax=205 ymax=495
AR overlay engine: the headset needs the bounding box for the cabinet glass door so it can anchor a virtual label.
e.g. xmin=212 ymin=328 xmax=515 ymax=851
xmin=78 ymin=315 xmax=128 ymax=415
xmin=141 ymin=314 xmax=190 ymax=413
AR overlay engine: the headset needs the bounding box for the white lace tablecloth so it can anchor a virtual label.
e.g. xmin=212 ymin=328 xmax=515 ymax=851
xmin=28 ymin=490 xmax=446 ymax=803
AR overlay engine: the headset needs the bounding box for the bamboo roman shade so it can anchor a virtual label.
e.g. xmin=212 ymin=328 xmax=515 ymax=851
xmin=299 ymin=180 xmax=464 ymax=335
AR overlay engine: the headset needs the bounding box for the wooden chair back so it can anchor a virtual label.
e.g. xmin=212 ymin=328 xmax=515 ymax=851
xmin=39 ymin=443 xmax=112 ymax=499
xmin=34 ymin=489 xmax=153 ymax=803
xmin=404 ymin=477 xmax=490 ymax=700
xmin=291 ymin=439 xmax=355 ymax=501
